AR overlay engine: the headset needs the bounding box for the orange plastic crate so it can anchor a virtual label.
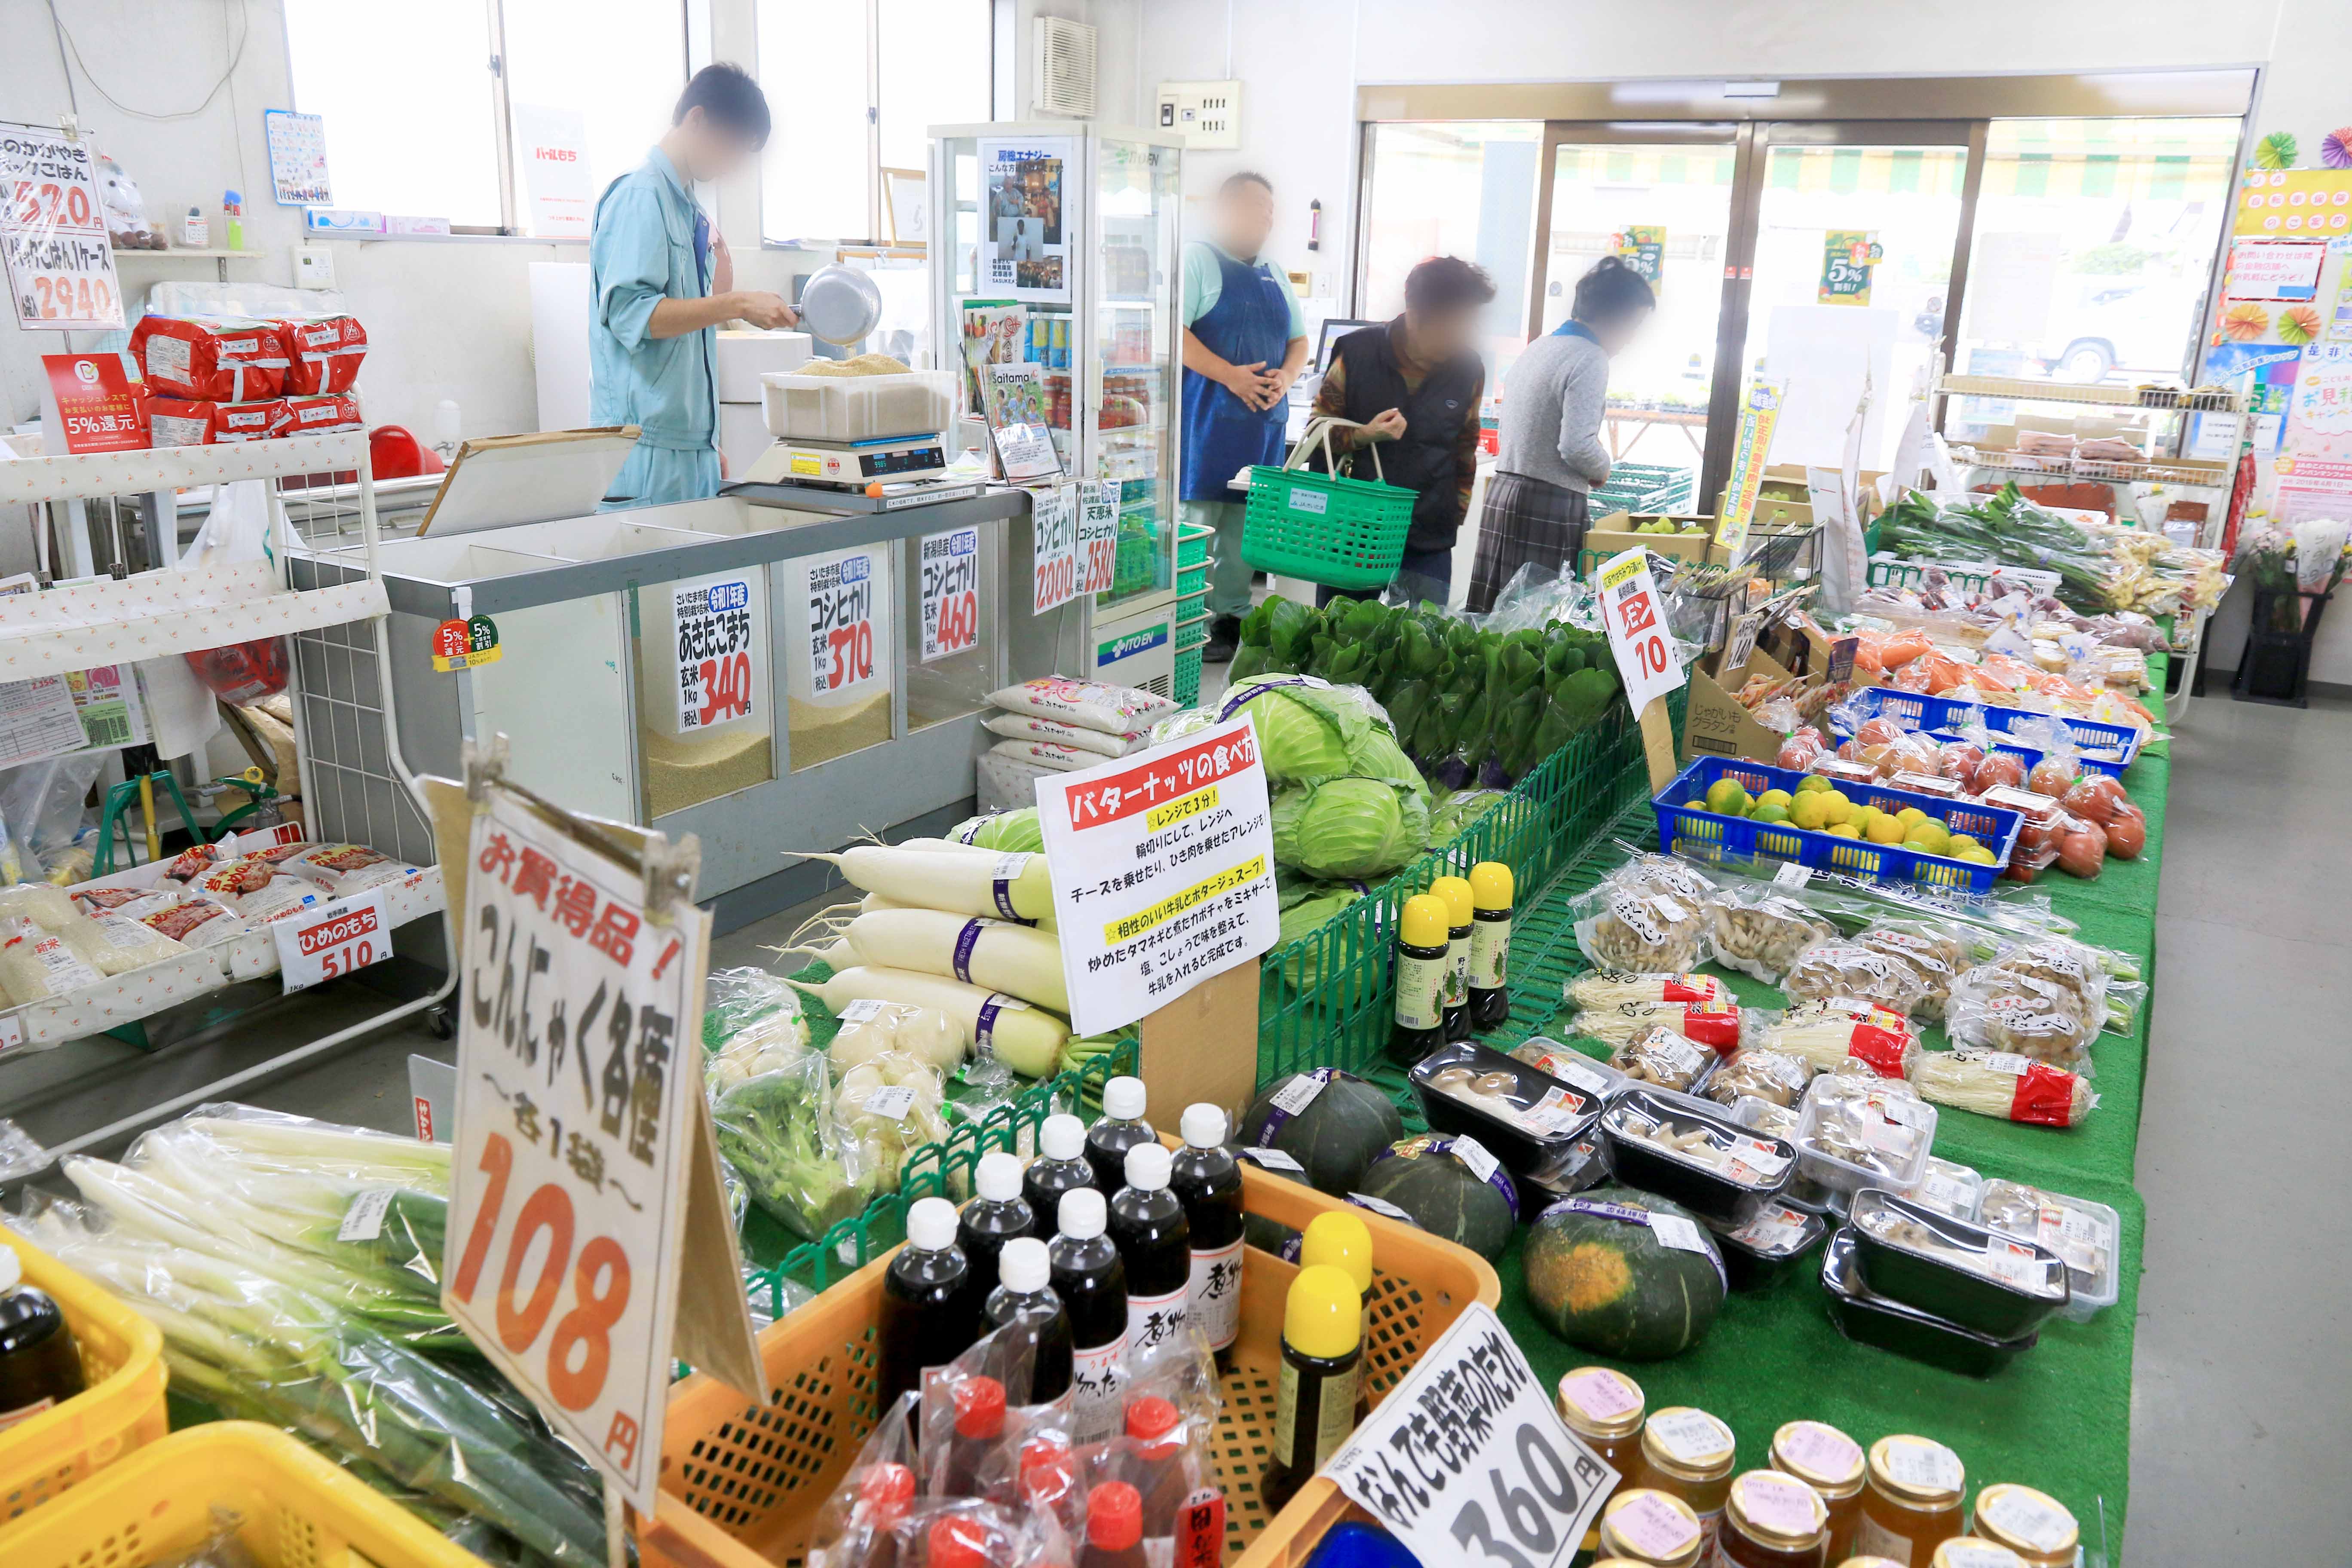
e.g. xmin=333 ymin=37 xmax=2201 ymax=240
xmin=0 ymin=1230 xmax=169 ymax=1526
xmin=647 ymin=1160 xmax=1500 ymax=1568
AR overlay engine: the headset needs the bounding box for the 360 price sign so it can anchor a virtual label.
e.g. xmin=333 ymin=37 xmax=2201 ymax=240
xmin=443 ymin=789 xmax=704 ymax=1513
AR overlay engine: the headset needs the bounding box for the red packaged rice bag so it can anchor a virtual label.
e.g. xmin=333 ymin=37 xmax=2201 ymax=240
xmin=138 ymin=894 xmax=248 ymax=948
xmin=275 ymin=315 xmax=368 ymax=394
xmin=130 ymin=315 xmax=289 ymax=401
xmin=193 ymin=858 xmax=318 ymax=921
xmin=148 ymin=397 xmax=292 ymax=447
xmin=283 ymin=392 xmax=362 ymax=434
xmin=258 ymin=841 xmax=419 ymax=895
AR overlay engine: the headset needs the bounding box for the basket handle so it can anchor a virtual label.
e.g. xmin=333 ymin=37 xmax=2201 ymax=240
xmin=1283 ymin=415 xmax=1386 ymax=486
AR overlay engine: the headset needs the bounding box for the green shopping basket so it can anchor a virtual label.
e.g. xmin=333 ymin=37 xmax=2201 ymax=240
xmin=1241 ymin=416 xmax=1415 ymax=591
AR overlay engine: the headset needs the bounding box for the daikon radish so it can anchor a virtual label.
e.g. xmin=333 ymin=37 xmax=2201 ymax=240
xmin=840 ymin=908 xmax=1068 ymax=1012
xmin=788 ymin=965 xmax=1066 ymax=1078
xmin=794 ymin=845 xmax=1053 ymax=922
xmin=857 ymin=889 xmax=1056 ymax=932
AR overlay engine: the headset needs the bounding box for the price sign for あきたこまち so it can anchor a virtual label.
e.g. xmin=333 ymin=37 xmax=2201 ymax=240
xmin=1325 ymin=1302 xmax=1619 ymax=1568
xmin=674 ymin=574 xmax=758 ymax=729
xmin=1036 ymin=713 xmax=1279 ymax=1037
xmin=442 ymin=788 xmax=707 ymax=1513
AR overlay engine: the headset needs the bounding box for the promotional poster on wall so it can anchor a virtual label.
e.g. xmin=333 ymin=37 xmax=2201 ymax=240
xmin=980 ymin=138 xmax=1077 ymax=304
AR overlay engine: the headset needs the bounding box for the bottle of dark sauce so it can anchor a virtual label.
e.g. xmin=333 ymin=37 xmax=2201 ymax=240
xmin=1108 ymin=1142 xmax=1191 ymax=1361
xmin=1468 ymin=860 xmax=1516 ymax=1031
xmin=958 ymin=1150 xmax=1034 ymax=1313
xmin=1048 ymin=1187 xmax=1127 ymax=1445
xmin=1084 ymin=1076 xmax=1155 ymax=1192
xmin=1079 ymin=1480 xmax=1149 ymax=1568
xmin=1384 ymin=894 xmax=1452 ymax=1068
xmin=1169 ymin=1103 xmax=1244 ymax=1372
xmin=981 ymin=1236 xmax=1073 ymax=1407
xmin=1025 ymin=1114 xmax=1098 ymax=1237
xmin=0 ymin=1248 xmax=83 ymax=1431
xmin=874 ymin=1196 xmax=974 ymax=1411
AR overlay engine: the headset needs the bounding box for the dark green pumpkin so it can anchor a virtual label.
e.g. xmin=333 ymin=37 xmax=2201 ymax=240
xmin=1358 ymin=1136 xmax=1517 ymax=1260
xmin=1522 ymin=1185 xmax=1724 ymax=1360
xmin=1239 ymin=1070 xmax=1404 ymax=1196
xmin=1238 ymin=1148 xmax=1315 ymax=1256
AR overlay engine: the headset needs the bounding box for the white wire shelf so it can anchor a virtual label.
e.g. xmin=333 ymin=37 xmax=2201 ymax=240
xmin=1935 ymin=375 xmax=2245 ymax=413
xmin=1945 ymin=443 xmax=2238 ymax=489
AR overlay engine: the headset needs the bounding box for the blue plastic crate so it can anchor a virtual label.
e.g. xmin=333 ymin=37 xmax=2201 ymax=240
xmin=1833 ymin=687 xmax=2142 ymax=773
xmin=1920 ymin=728 xmax=2128 ymax=784
xmin=1654 ymin=756 xmax=2024 ymax=893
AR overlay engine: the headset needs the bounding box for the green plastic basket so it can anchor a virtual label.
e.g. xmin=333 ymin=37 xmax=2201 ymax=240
xmin=1174 ymin=645 xmax=1204 ymax=705
xmin=1242 ymin=418 xmax=1415 ymax=591
xmin=1176 ymin=521 xmax=1216 ymax=568
xmin=1176 ymin=611 xmax=1210 ymax=652
xmin=1177 ymin=562 xmax=1209 ymax=597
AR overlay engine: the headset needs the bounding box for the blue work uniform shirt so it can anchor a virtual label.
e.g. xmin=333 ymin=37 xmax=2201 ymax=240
xmin=590 ymin=147 xmax=721 ymax=505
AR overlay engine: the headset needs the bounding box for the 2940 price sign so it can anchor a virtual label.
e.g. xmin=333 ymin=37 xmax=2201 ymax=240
xmin=920 ymin=526 xmax=981 ymax=663
xmin=443 ymin=790 xmax=704 ymax=1513
xmin=1596 ymin=548 xmax=1685 ymax=720
xmin=1324 ymin=1304 xmax=1617 ymax=1568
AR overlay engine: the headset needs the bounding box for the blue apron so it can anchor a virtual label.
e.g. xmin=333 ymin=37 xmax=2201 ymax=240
xmin=1180 ymin=249 xmax=1292 ymax=502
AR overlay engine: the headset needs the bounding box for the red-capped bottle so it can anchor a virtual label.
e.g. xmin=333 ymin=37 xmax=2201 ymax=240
xmin=1080 ymin=1481 xmax=1149 ymax=1568
xmin=850 ymin=1462 xmax=913 ymax=1568
xmin=1124 ymin=1395 xmax=1189 ymax=1538
xmin=938 ymin=1375 xmax=1006 ymax=1499
xmin=928 ymin=1513 xmax=1003 ymax=1568
xmin=1018 ymin=1433 xmax=1083 ymax=1538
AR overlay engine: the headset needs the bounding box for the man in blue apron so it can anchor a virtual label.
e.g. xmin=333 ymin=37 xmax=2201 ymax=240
xmin=1179 ymin=172 xmax=1308 ymax=662
xmin=591 ymin=63 xmax=797 ymax=509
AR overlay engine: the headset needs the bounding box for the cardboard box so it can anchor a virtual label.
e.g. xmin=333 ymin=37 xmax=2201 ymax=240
xmin=1590 ymin=513 xmax=1720 ymax=565
xmin=1682 ymin=646 xmax=1807 ymax=765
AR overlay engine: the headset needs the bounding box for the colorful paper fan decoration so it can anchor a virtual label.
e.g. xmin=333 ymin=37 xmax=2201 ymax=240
xmin=2255 ymin=131 xmax=2300 ymax=171
xmin=2323 ymin=128 xmax=2352 ymax=170
xmin=2278 ymin=305 xmax=2322 ymax=346
xmin=2223 ymin=302 xmax=2272 ymax=341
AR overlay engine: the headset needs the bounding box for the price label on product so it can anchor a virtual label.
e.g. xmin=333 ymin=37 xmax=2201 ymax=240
xmin=442 ymin=788 xmax=707 ymax=1514
xmin=1032 ymin=485 xmax=1079 ymax=614
xmin=673 ymin=575 xmax=758 ymax=729
xmin=1325 ymin=1302 xmax=1617 ymax=1568
xmin=1077 ymin=479 xmax=1121 ymax=595
xmin=1595 ymin=548 xmax=1686 ymax=721
xmin=805 ymin=549 xmax=879 ymax=693
xmin=919 ymin=525 xmax=981 ymax=663
xmin=1037 ymin=712 xmax=1280 ymax=1035
xmin=273 ymin=888 xmax=392 ymax=993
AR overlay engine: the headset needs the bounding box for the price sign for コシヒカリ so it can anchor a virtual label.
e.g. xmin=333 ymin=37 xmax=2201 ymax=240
xmin=273 ymin=889 xmax=391 ymax=993
xmin=920 ymin=526 xmax=981 ymax=662
xmin=806 ymin=548 xmax=879 ymax=693
xmin=443 ymin=789 xmax=704 ymax=1513
xmin=1596 ymin=548 xmax=1685 ymax=719
xmin=2 ymin=123 xmax=123 ymax=331
xmin=1326 ymin=1303 xmax=1618 ymax=1568
xmin=1032 ymin=485 xmax=1078 ymax=615
xmin=1077 ymin=481 xmax=1121 ymax=595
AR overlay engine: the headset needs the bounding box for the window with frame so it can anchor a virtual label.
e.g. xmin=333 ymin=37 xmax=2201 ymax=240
xmin=283 ymin=0 xmax=688 ymax=236
xmin=756 ymin=0 xmax=993 ymax=245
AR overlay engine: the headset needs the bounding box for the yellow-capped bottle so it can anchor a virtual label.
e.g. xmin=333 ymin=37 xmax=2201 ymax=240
xmin=1429 ymin=875 xmax=1474 ymax=1041
xmin=1467 ymin=861 xmax=1514 ymax=1031
xmin=1387 ymin=894 xmax=1452 ymax=1068
xmin=1259 ymin=1264 xmax=1363 ymax=1514
xmin=1298 ymin=1210 xmax=1375 ymax=1421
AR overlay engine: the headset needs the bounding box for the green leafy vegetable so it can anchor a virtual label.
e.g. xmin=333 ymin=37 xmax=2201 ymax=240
xmin=1270 ymin=777 xmax=1431 ymax=879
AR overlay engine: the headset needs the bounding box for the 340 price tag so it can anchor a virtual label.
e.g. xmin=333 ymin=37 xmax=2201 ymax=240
xmin=1324 ymin=1303 xmax=1617 ymax=1568
xmin=273 ymin=889 xmax=391 ymax=993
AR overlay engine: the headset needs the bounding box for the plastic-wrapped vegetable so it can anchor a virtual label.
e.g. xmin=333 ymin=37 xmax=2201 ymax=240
xmin=1798 ymin=1074 xmax=1934 ymax=1187
xmin=705 ymin=995 xmax=813 ymax=1090
xmin=1778 ymin=939 xmax=1933 ymax=1019
xmin=1742 ymin=1000 xmax=1921 ymax=1081
xmin=1609 ymin=1026 xmax=1717 ymax=1095
xmin=1945 ymin=973 xmax=2100 ymax=1072
xmin=1852 ymin=919 xmax=1979 ymax=1021
xmin=833 ymin=1051 xmax=951 ymax=1191
xmin=1703 ymin=1049 xmax=1812 ymax=1109
xmin=1949 ymin=938 xmax=2107 ymax=1052
xmin=1270 ymin=777 xmax=1431 ymax=880
xmin=1915 ymin=1050 xmax=2096 ymax=1127
xmin=707 ymin=1050 xmax=868 ymax=1240
xmin=1705 ymin=888 xmax=1837 ymax=985
xmin=1568 ymin=998 xmax=1741 ymax=1054
xmin=705 ymin=965 xmax=801 ymax=1048
xmin=1563 ymin=971 xmax=1729 ymax=1009
xmin=1156 ymin=674 xmax=1424 ymax=790
xmin=827 ymin=997 xmax=968 ymax=1072
xmin=945 ymin=807 xmax=1046 ymax=854
xmin=1427 ymin=788 xmax=1510 ymax=848
xmin=1571 ymin=874 xmax=1712 ymax=974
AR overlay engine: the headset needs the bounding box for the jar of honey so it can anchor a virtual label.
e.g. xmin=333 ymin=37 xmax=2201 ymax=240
xmin=1930 ymin=1540 xmax=2026 ymax=1568
xmin=1771 ymin=1419 xmax=1866 ymax=1560
xmin=1597 ymin=1488 xmax=1706 ymax=1568
xmin=1968 ymin=1485 xmax=2078 ymax=1567
xmin=1835 ymin=1559 xmax=1909 ymax=1568
xmin=1851 ymin=1436 xmax=1966 ymax=1564
xmin=1718 ymin=1470 xmax=1831 ymax=1568
xmin=1633 ymin=1407 xmax=1737 ymax=1547
xmin=1558 ymin=1368 xmax=1645 ymax=1554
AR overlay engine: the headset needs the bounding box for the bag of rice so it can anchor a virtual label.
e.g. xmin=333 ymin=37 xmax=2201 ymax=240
xmin=88 ymin=913 xmax=188 ymax=973
xmin=980 ymin=712 xmax=1148 ymax=757
xmin=260 ymin=842 xmax=422 ymax=895
xmin=0 ymin=915 xmax=103 ymax=1002
xmin=191 ymin=858 xmax=320 ymax=921
xmin=986 ymin=738 xmax=1101 ymax=772
xmin=986 ymin=676 xmax=1175 ymax=735
xmin=139 ymin=895 xmax=248 ymax=948
xmin=76 ymin=885 xmax=179 ymax=920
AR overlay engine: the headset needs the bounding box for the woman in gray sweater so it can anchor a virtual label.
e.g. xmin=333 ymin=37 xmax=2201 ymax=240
xmin=1466 ymin=256 xmax=1655 ymax=612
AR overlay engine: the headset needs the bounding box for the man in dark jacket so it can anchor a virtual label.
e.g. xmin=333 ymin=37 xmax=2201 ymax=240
xmin=1309 ymin=256 xmax=1494 ymax=606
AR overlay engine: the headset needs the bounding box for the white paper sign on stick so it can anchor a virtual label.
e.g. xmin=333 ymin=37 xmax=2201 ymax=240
xmin=1032 ymin=485 xmax=1078 ymax=614
xmin=443 ymin=790 xmax=706 ymax=1514
xmin=1036 ymin=713 xmax=1280 ymax=1036
xmin=1325 ymin=1303 xmax=1619 ymax=1568
xmin=1596 ymin=548 xmax=1686 ymax=720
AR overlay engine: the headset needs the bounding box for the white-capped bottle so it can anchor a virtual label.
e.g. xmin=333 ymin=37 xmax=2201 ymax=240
xmin=1169 ymin=1103 xmax=1244 ymax=1367
xmin=1049 ymin=1186 xmax=1128 ymax=1443
xmin=1108 ymin=1141 xmax=1190 ymax=1359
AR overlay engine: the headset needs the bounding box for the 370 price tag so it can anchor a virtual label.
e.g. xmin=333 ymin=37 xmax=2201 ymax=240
xmin=1324 ymin=1304 xmax=1617 ymax=1568
xmin=272 ymin=889 xmax=390 ymax=993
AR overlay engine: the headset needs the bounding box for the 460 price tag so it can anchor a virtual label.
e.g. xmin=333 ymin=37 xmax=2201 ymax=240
xmin=273 ymin=889 xmax=391 ymax=993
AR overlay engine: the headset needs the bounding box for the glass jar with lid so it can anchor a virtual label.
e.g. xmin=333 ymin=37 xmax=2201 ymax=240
xmin=1836 ymin=1558 xmax=1909 ymax=1568
xmin=1853 ymin=1436 xmax=1966 ymax=1563
xmin=1719 ymin=1469 xmax=1830 ymax=1568
xmin=1598 ymin=1488 xmax=1706 ymax=1568
xmin=1558 ymin=1368 xmax=1646 ymax=1553
xmin=1771 ymin=1418 xmax=1867 ymax=1560
xmin=1632 ymin=1406 xmax=1737 ymax=1546
xmin=1968 ymin=1485 xmax=2077 ymax=1567
xmin=1930 ymin=1540 xmax=2027 ymax=1568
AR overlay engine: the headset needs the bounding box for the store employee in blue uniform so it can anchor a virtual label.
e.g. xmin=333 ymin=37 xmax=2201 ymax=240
xmin=591 ymin=63 xmax=797 ymax=508
xmin=1179 ymin=172 xmax=1309 ymax=662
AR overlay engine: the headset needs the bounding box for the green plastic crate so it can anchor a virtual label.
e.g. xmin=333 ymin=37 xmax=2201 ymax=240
xmin=1177 ymin=521 xmax=1216 ymax=569
xmin=1174 ymin=645 xmax=1203 ymax=705
xmin=1177 ymin=562 xmax=1209 ymax=597
xmin=1176 ymin=611 xmax=1210 ymax=652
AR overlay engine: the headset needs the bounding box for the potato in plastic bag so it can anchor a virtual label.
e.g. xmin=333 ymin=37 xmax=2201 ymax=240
xmin=1779 ymin=939 xmax=1933 ymax=1019
xmin=1571 ymin=876 xmax=1711 ymax=974
xmin=1705 ymin=888 xmax=1837 ymax=985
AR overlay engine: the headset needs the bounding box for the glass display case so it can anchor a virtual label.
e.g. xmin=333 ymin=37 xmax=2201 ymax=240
xmin=930 ymin=123 xmax=1184 ymax=631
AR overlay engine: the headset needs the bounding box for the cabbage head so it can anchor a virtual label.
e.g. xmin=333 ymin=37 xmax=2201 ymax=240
xmin=1265 ymin=879 xmax=1374 ymax=1000
xmin=1270 ymin=778 xmax=1430 ymax=880
xmin=1428 ymin=788 xmax=1511 ymax=849
xmin=947 ymin=808 xmax=1044 ymax=853
xmin=1216 ymin=675 xmax=1428 ymax=792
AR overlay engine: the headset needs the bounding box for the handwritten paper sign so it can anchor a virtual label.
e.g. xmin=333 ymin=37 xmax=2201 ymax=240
xmin=2 ymin=122 xmax=122 ymax=330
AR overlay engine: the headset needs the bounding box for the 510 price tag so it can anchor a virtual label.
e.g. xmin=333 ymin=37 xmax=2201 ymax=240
xmin=273 ymin=889 xmax=391 ymax=993
xmin=1323 ymin=1303 xmax=1617 ymax=1568
xmin=442 ymin=788 xmax=703 ymax=1513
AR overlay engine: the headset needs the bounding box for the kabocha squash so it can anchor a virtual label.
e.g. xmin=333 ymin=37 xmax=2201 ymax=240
xmin=1239 ymin=1069 xmax=1404 ymax=1196
xmin=1522 ymin=1185 xmax=1725 ymax=1360
xmin=1359 ymin=1135 xmax=1518 ymax=1260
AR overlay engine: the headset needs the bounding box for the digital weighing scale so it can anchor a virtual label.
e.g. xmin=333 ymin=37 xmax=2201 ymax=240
xmin=739 ymin=431 xmax=949 ymax=488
